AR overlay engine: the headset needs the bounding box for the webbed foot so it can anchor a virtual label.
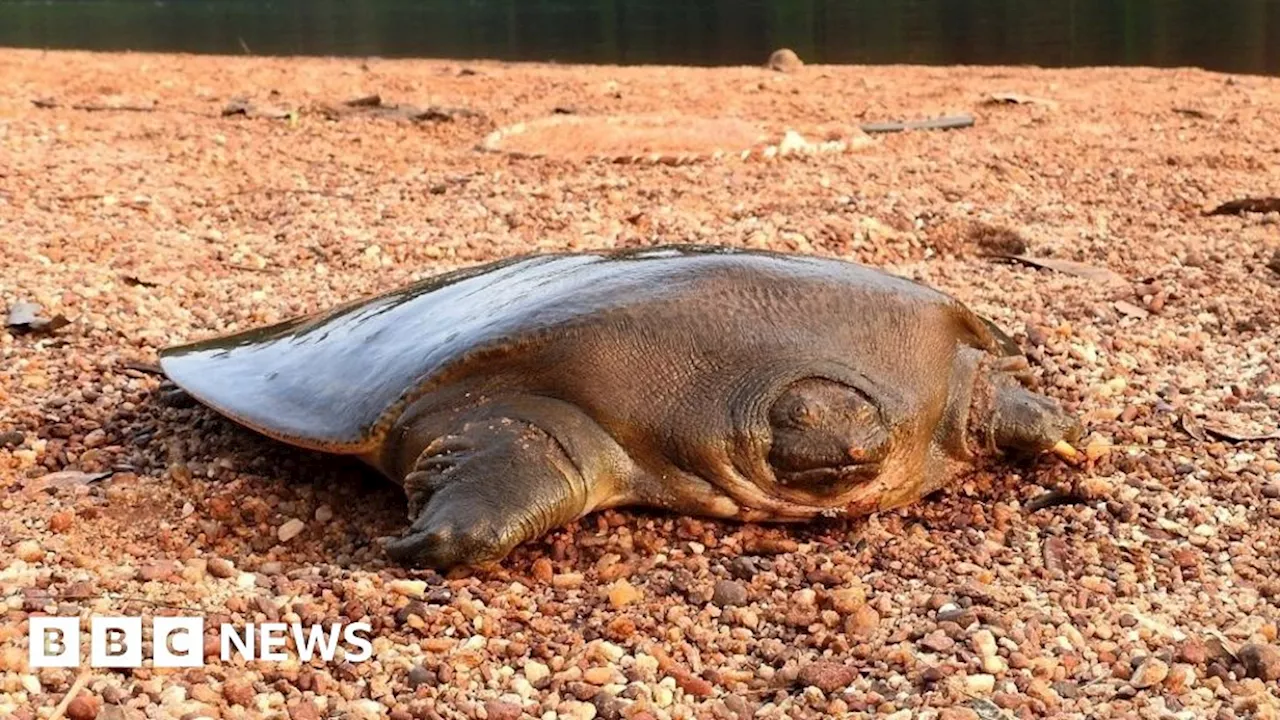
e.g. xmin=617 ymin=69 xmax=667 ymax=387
xmin=383 ymin=417 xmax=590 ymax=569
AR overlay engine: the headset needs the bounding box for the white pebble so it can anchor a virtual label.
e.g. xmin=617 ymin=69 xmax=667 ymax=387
xmin=277 ymin=518 xmax=305 ymax=543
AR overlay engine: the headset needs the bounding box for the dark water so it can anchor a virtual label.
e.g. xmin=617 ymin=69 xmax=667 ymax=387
xmin=2 ymin=0 xmax=1279 ymax=75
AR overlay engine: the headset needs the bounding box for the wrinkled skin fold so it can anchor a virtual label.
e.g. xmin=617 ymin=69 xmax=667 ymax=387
xmin=159 ymin=245 xmax=1082 ymax=569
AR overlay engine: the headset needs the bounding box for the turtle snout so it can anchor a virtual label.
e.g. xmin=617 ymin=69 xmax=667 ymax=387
xmin=986 ymin=382 xmax=1082 ymax=457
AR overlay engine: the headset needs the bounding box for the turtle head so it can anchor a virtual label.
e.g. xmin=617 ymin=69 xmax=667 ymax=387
xmin=955 ymin=353 xmax=1083 ymax=460
xmin=757 ymin=348 xmax=1081 ymax=516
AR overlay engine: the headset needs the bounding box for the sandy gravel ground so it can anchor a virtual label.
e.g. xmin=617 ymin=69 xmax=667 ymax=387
xmin=2 ymin=48 xmax=1280 ymax=720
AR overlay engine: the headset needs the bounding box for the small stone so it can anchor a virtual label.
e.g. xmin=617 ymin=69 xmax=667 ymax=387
xmin=937 ymin=607 xmax=977 ymax=627
xmin=49 ymin=511 xmax=74 ymax=533
xmin=563 ymin=701 xmax=597 ymax=720
xmin=82 ymin=429 xmax=106 ymax=448
xmin=920 ymin=629 xmax=956 ymax=653
xmin=711 ymin=579 xmax=748 ymax=607
xmin=389 ymin=579 xmax=427 ymax=598
xmin=406 ymin=665 xmax=432 ymax=689
xmin=972 ymin=630 xmax=998 ymax=659
xmin=288 ymin=701 xmax=322 ymax=720
xmin=207 ymin=557 xmax=236 ymax=578
xmin=553 ymin=572 xmax=584 ymax=589
xmin=531 ymin=557 xmax=554 ymax=583
xmin=314 ymin=505 xmax=334 ymax=523
xmin=828 ymin=586 xmax=865 ymax=614
xmin=592 ymin=691 xmax=625 ymax=720
xmin=1268 ymin=247 xmax=1280 ymax=276
xmin=277 ymin=518 xmax=305 ymax=543
xmin=584 ymin=666 xmax=612 ymax=685
xmin=0 ymin=430 xmax=24 ymax=448
xmin=845 ymin=604 xmax=879 ymax=637
xmin=607 ymin=579 xmax=640 ymax=608
xmin=1176 ymin=639 xmax=1208 ymax=665
xmin=66 ymin=695 xmax=101 ymax=720
xmin=484 ymin=700 xmax=522 ymax=720
xmin=223 ymin=680 xmax=254 ymax=706
xmin=14 ymin=540 xmax=42 ymax=562
xmin=964 ymin=674 xmax=995 ymax=695
xmin=137 ymin=560 xmax=179 ymax=582
xmin=728 ymin=556 xmax=758 ymax=579
xmin=524 ymin=660 xmax=551 ymax=686
xmin=798 ymin=661 xmax=855 ymax=693
xmin=767 ymin=48 xmax=803 ymax=73
xmin=1239 ymin=642 xmax=1280 ymax=681
xmin=1130 ymin=657 xmax=1169 ymax=688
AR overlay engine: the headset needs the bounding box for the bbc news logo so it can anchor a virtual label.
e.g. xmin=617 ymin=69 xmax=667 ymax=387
xmin=30 ymin=617 xmax=373 ymax=668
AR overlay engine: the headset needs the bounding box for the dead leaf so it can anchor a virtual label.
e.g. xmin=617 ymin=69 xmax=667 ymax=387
xmin=221 ymin=99 xmax=291 ymax=120
xmin=1114 ymin=300 xmax=1150 ymax=319
xmin=1201 ymin=422 xmax=1280 ymax=443
xmin=26 ymin=470 xmax=113 ymax=492
xmin=1179 ymin=414 xmax=1208 ymax=442
xmin=1206 ymin=197 xmax=1280 ymax=216
xmin=860 ymin=114 xmax=975 ymax=133
xmin=121 ymin=274 xmax=160 ymax=288
xmin=986 ymin=92 xmax=1059 ymax=109
xmin=1181 ymin=413 xmax=1279 ymax=443
xmin=1173 ymin=107 xmax=1215 ymax=119
xmin=989 ymin=254 xmax=1128 ymax=287
xmin=6 ymin=301 xmax=71 ymax=334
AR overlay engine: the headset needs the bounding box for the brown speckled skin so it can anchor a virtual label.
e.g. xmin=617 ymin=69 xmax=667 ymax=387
xmin=160 ymin=245 xmax=1080 ymax=568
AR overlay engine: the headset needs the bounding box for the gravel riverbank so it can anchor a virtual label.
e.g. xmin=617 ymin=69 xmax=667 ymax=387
xmin=2 ymin=48 xmax=1280 ymax=719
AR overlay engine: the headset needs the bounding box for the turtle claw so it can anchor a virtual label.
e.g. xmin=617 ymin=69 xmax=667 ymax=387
xmin=383 ymin=506 xmax=506 ymax=569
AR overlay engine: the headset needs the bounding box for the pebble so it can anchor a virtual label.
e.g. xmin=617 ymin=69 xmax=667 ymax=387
xmin=964 ymin=674 xmax=995 ymax=694
xmin=207 ymin=557 xmax=236 ymax=578
xmin=553 ymin=572 xmax=585 ymax=589
xmin=49 ymin=511 xmax=74 ymax=533
xmin=277 ymin=518 xmax=305 ymax=543
xmin=1130 ymin=657 xmax=1169 ymax=688
xmin=314 ymin=504 xmax=334 ymax=522
xmin=971 ymin=629 xmax=1005 ymax=673
xmin=288 ymin=701 xmax=322 ymax=720
xmin=711 ymin=579 xmax=748 ymax=607
xmin=406 ymin=665 xmax=432 ymax=689
xmin=531 ymin=557 xmax=554 ymax=583
xmin=728 ymin=556 xmax=757 ymax=580
xmin=607 ymin=579 xmax=640 ymax=608
xmin=920 ymin=629 xmax=956 ymax=653
xmin=798 ymin=661 xmax=855 ymax=693
xmin=563 ymin=701 xmax=597 ymax=720
xmin=389 ymin=579 xmax=427 ymax=598
xmin=767 ymin=48 xmax=803 ymax=73
xmin=828 ymin=586 xmax=866 ymax=614
xmin=67 ymin=695 xmax=101 ymax=720
xmin=223 ymin=680 xmax=254 ymax=706
xmin=347 ymin=700 xmax=384 ymax=720
xmin=484 ymin=700 xmax=522 ymax=720
xmin=14 ymin=540 xmax=42 ymax=562
xmin=845 ymin=605 xmax=879 ymax=637
xmin=524 ymin=660 xmax=551 ymax=686
xmin=584 ymin=667 xmax=613 ymax=685
xmin=1239 ymin=642 xmax=1280 ymax=681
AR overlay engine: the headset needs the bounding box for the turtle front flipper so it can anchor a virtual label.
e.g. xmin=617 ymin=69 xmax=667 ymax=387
xmin=382 ymin=398 xmax=634 ymax=569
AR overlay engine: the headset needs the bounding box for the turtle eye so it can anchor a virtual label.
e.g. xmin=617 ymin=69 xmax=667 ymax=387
xmin=768 ymin=378 xmax=890 ymax=496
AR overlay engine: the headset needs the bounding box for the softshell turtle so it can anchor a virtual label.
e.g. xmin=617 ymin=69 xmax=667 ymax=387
xmin=160 ymin=245 xmax=1081 ymax=569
